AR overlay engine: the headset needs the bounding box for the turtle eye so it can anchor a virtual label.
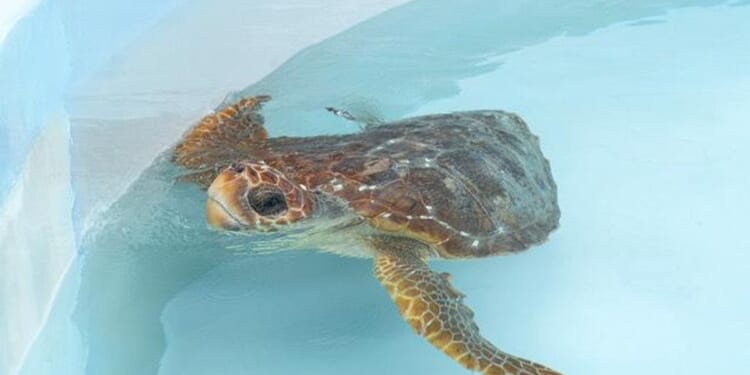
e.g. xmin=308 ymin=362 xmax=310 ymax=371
xmin=229 ymin=163 xmax=245 ymax=173
xmin=246 ymin=185 xmax=288 ymax=216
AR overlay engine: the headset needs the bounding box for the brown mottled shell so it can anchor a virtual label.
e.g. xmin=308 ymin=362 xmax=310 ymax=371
xmin=343 ymin=111 xmax=559 ymax=258
xmin=262 ymin=111 xmax=559 ymax=259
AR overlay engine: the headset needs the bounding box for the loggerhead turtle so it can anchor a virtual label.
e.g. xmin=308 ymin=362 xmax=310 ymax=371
xmin=172 ymin=95 xmax=562 ymax=375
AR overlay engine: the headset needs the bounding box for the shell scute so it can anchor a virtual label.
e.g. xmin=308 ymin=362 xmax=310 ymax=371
xmin=349 ymin=199 xmax=389 ymax=218
xmin=335 ymin=111 xmax=559 ymax=258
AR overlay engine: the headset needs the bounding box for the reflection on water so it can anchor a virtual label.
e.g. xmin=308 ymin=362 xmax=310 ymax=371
xmin=64 ymin=0 xmax=744 ymax=374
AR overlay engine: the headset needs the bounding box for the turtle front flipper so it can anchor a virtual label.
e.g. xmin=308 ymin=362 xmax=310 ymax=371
xmin=173 ymin=95 xmax=271 ymax=187
xmin=325 ymin=106 xmax=383 ymax=129
xmin=372 ymin=237 xmax=561 ymax=375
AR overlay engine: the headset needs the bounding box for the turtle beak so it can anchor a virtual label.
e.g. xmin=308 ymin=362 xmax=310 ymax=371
xmin=206 ymin=168 xmax=256 ymax=231
xmin=206 ymin=197 xmax=244 ymax=231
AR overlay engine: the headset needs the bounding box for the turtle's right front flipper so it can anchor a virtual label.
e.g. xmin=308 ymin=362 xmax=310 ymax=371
xmin=173 ymin=95 xmax=271 ymax=187
xmin=325 ymin=106 xmax=383 ymax=129
xmin=372 ymin=237 xmax=562 ymax=375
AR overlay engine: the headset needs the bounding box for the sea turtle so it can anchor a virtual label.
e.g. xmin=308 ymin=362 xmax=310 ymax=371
xmin=172 ymin=95 xmax=562 ymax=375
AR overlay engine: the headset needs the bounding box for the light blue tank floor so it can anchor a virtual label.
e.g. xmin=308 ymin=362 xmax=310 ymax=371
xmin=21 ymin=1 xmax=750 ymax=374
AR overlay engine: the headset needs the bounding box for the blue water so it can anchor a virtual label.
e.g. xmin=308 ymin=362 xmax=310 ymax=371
xmin=20 ymin=1 xmax=750 ymax=374
xmin=0 ymin=0 xmax=186 ymax=200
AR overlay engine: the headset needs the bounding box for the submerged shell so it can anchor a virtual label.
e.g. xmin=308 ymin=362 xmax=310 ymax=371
xmin=262 ymin=110 xmax=559 ymax=259
xmin=349 ymin=111 xmax=559 ymax=258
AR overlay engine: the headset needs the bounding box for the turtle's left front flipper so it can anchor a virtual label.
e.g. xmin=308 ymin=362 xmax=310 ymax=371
xmin=372 ymin=237 xmax=562 ymax=375
xmin=173 ymin=95 xmax=271 ymax=187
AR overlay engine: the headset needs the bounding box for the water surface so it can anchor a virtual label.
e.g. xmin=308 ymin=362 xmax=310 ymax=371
xmin=24 ymin=1 xmax=750 ymax=374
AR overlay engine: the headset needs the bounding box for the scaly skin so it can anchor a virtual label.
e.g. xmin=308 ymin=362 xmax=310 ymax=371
xmin=173 ymin=95 xmax=270 ymax=187
xmin=373 ymin=237 xmax=561 ymax=375
xmin=206 ymin=162 xmax=315 ymax=231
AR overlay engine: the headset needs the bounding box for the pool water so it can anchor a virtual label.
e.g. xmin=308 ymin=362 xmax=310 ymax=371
xmin=20 ymin=1 xmax=750 ymax=374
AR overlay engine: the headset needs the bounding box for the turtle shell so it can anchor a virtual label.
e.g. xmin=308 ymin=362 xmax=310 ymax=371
xmin=288 ymin=111 xmax=560 ymax=259
xmin=180 ymin=106 xmax=560 ymax=259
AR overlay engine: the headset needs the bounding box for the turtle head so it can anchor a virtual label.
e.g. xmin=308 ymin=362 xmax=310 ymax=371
xmin=206 ymin=162 xmax=314 ymax=232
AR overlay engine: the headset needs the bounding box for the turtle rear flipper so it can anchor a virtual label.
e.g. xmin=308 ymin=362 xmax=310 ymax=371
xmin=173 ymin=95 xmax=271 ymax=170
xmin=372 ymin=237 xmax=561 ymax=375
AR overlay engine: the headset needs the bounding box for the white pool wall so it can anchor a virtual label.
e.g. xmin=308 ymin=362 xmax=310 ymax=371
xmin=0 ymin=1 xmax=408 ymax=374
xmin=0 ymin=0 xmax=38 ymax=44
xmin=1 ymin=3 xmax=70 ymax=372
xmin=0 ymin=112 xmax=75 ymax=374
xmin=0 ymin=1 xmax=188 ymax=371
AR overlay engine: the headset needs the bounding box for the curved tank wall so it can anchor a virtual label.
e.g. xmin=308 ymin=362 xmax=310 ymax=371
xmin=0 ymin=1 xmax=408 ymax=373
xmin=0 ymin=0 xmax=187 ymax=372
xmin=2 ymin=1 xmax=750 ymax=375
